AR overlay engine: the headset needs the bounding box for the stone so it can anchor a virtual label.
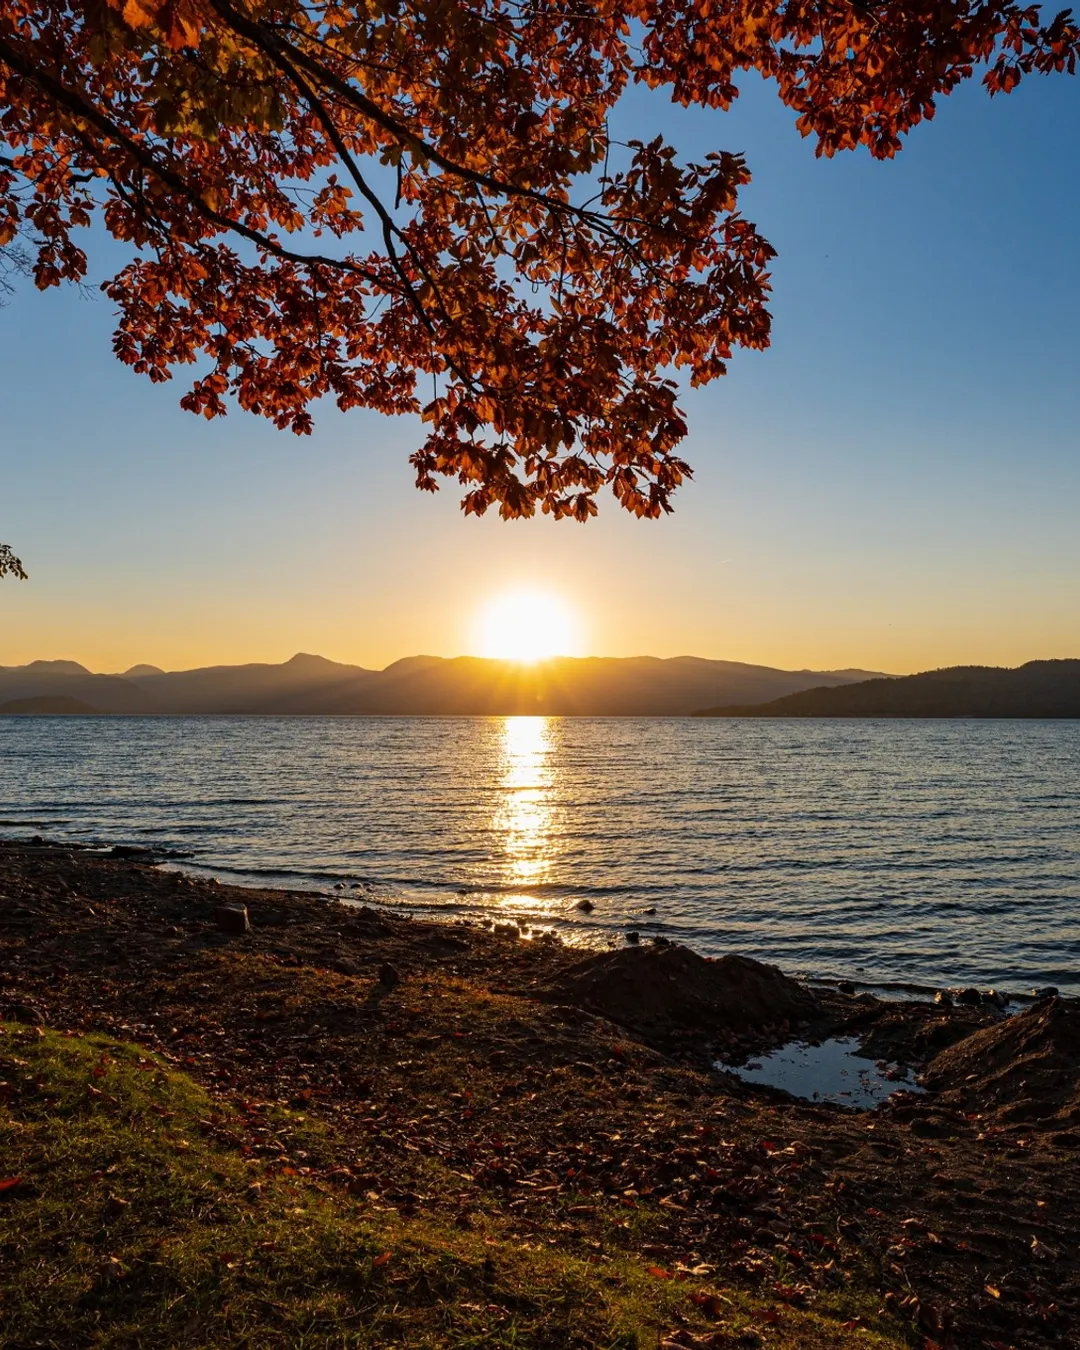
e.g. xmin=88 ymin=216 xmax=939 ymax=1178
xmin=836 ymin=979 xmax=856 ymax=995
xmin=934 ymin=991 xmax=954 ymax=1008
xmin=378 ymin=961 xmax=400 ymax=987
xmin=625 ymin=931 xmax=641 ymax=945
xmin=575 ymin=899 xmax=595 ymax=913
xmin=1032 ymin=986 xmax=1060 ymax=1000
xmin=215 ymin=903 xmax=250 ymax=935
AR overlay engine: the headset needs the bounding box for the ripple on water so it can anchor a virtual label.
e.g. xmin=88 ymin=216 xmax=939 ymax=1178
xmin=0 ymin=715 xmax=1078 ymax=993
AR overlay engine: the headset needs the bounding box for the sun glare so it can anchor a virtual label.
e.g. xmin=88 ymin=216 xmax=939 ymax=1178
xmin=478 ymin=590 xmax=579 ymax=663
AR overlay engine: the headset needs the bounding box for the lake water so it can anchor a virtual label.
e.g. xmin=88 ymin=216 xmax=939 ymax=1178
xmin=0 ymin=716 xmax=1077 ymax=995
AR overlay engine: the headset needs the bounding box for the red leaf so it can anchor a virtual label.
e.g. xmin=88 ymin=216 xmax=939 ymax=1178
xmin=0 ymin=1177 xmax=23 ymax=1192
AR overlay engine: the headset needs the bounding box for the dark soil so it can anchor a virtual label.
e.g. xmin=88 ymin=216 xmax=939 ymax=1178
xmin=2 ymin=839 xmax=1078 ymax=1350
xmin=923 ymin=997 xmax=1080 ymax=1127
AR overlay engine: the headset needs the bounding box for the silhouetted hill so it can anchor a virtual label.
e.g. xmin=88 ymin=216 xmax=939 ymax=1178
xmin=693 ymin=660 xmax=1080 ymax=718
xmin=0 ymin=695 xmax=100 ymax=714
xmin=0 ymin=665 xmax=158 ymax=713
xmin=127 ymin=652 xmax=377 ymax=714
xmin=0 ymin=653 xmax=883 ymax=716
xmin=5 ymin=659 xmax=92 ymax=676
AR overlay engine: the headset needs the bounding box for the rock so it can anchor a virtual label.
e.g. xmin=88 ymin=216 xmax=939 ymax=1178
xmin=951 ymin=987 xmax=983 ymax=1007
xmin=1033 ymin=986 xmax=1060 ymax=1000
xmin=215 ymin=903 xmax=250 ymax=935
xmin=625 ymin=931 xmax=641 ymax=945
xmin=378 ymin=962 xmax=400 ymax=987
xmin=575 ymin=899 xmax=595 ymax=913
xmin=837 ymin=979 xmax=856 ymax=995
xmin=543 ymin=944 xmax=819 ymax=1042
xmin=109 ymin=845 xmax=153 ymax=860
xmin=985 ymin=988 xmax=1009 ymax=1009
xmin=934 ymin=991 xmax=954 ymax=1008
xmin=334 ymin=958 xmax=361 ymax=976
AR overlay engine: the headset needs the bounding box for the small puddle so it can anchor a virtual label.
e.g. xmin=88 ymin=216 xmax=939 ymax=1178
xmin=717 ymin=1037 xmax=926 ymax=1110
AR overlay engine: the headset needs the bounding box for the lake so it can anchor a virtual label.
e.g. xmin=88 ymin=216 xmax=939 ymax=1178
xmin=1 ymin=715 xmax=1077 ymax=994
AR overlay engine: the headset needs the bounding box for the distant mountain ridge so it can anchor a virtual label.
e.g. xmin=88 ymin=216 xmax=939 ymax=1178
xmin=0 ymin=653 xmax=884 ymax=717
xmin=693 ymin=660 xmax=1080 ymax=718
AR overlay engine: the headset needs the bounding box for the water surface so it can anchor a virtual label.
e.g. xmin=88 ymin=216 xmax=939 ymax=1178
xmin=1 ymin=715 xmax=1077 ymax=994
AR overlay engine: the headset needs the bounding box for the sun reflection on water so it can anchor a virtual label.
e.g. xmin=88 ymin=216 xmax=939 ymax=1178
xmin=494 ymin=715 xmax=556 ymax=905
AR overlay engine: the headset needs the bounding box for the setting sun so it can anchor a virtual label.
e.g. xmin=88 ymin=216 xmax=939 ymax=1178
xmin=477 ymin=590 xmax=579 ymax=663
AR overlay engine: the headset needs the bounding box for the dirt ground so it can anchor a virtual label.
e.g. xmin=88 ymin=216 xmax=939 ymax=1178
xmin=1 ymin=839 xmax=1077 ymax=1349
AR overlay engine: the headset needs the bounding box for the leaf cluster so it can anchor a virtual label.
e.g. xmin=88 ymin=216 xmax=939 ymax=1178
xmin=0 ymin=0 xmax=1075 ymax=517
xmin=0 ymin=542 xmax=27 ymax=578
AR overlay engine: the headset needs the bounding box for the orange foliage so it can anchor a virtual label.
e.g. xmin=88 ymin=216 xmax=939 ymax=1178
xmin=0 ymin=1 xmax=1075 ymax=518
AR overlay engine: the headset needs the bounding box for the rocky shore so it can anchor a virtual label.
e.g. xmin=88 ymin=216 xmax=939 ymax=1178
xmin=1 ymin=838 xmax=1078 ymax=1348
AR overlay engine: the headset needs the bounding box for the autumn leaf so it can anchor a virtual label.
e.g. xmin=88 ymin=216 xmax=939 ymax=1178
xmin=688 ymin=1290 xmax=727 ymax=1317
xmin=0 ymin=1177 xmax=23 ymax=1192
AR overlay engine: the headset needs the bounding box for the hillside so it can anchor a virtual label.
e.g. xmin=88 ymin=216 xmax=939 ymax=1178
xmin=0 ymin=695 xmax=100 ymax=714
xmin=693 ymin=659 xmax=1080 ymax=718
xmin=0 ymin=653 xmax=883 ymax=716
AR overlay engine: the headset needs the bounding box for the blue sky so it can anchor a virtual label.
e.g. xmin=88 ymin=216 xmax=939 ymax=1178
xmin=1 ymin=65 xmax=1078 ymax=673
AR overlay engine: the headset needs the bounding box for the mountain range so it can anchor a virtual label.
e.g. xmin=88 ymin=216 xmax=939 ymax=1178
xmin=694 ymin=660 xmax=1080 ymax=718
xmin=0 ymin=653 xmax=883 ymax=717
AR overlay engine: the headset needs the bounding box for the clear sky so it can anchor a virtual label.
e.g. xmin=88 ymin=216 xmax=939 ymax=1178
xmin=2 ymin=68 xmax=1078 ymax=675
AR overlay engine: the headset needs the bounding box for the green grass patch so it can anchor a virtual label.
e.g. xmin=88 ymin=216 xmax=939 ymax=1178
xmin=0 ymin=1023 xmax=909 ymax=1348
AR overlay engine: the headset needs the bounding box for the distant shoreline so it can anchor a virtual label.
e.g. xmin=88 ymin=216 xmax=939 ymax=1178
xmin=4 ymin=708 xmax=1080 ymax=720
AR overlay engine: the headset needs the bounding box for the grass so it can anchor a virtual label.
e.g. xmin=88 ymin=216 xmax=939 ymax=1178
xmin=0 ymin=1022 xmax=911 ymax=1349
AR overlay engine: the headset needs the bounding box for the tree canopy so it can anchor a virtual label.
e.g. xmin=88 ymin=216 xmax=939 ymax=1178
xmin=1 ymin=0 xmax=1076 ymax=522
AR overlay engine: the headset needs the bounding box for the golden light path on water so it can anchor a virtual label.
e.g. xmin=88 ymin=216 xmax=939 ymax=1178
xmin=493 ymin=715 xmax=557 ymax=910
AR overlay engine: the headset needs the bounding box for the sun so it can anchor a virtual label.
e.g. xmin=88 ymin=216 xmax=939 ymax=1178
xmin=477 ymin=590 xmax=579 ymax=663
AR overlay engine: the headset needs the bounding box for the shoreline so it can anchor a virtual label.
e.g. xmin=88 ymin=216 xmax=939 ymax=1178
xmin=2 ymin=836 xmax=1078 ymax=1347
xmin=4 ymin=829 xmax=1067 ymax=1005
